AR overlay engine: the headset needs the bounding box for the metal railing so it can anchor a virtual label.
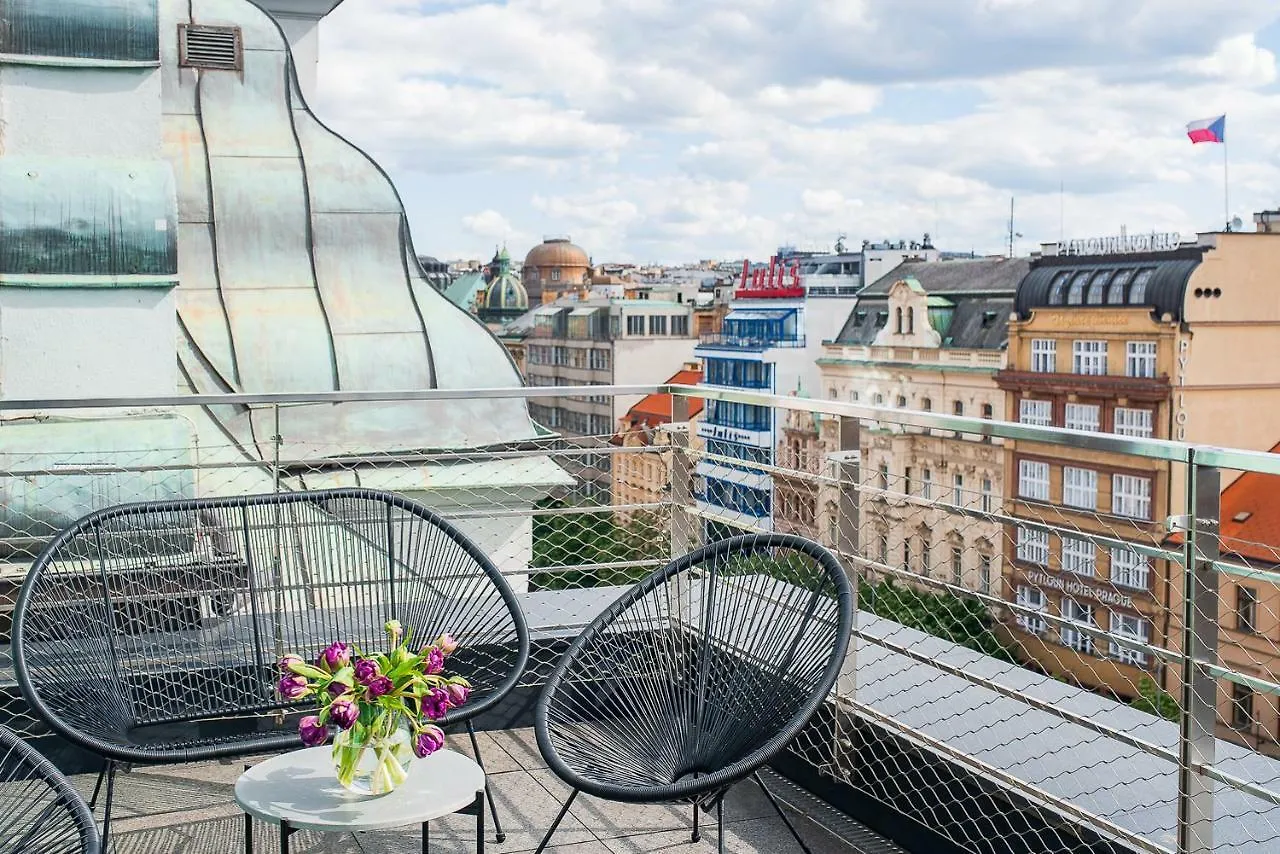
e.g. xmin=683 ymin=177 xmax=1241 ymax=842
xmin=3 ymin=383 xmax=1280 ymax=853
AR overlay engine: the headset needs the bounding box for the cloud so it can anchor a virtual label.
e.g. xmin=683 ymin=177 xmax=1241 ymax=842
xmin=461 ymin=209 xmax=520 ymax=242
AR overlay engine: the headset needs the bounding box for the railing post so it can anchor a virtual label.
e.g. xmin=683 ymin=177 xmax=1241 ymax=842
xmin=669 ymin=394 xmax=696 ymax=559
xmin=1177 ymin=457 xmax=1219 ymax=854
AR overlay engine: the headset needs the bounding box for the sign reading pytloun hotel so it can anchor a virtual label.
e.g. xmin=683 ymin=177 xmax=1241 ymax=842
xmin=1025 ymin=570 xmax=1137 ymax=610
xmin=1061 ymin=232 xmax=1182 ymax=256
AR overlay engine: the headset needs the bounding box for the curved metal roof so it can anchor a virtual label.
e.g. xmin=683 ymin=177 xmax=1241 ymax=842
xmin=1015 ymin=248 xmax=1204 ymax=321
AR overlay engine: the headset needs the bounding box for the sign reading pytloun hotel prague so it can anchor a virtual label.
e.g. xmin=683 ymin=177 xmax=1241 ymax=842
xmin=1025 ymin=570 xmax=1137 ymax=609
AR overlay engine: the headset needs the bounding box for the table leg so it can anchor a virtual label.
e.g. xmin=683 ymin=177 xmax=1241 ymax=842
xmin=476 ymin=791 xmax=485 ymax=854
xmin=422 ymin=820 xmax=430 ymax=854
xmin=280 ymin=818 xmax=290 ymax=854
xmin=244 ymin=812 xmax=253 ymax=854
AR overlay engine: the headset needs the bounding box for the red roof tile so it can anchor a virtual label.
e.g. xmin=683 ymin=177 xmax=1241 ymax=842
xmin=625 ymin=368 xmax=703 ymax=427
xmin=1214 ymin=441 xmax=1280 ymax=565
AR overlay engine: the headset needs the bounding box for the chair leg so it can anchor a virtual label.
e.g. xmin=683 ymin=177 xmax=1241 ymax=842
xmin=692 ymin=800 xmax=701 ymax=843
xmin=533 ymin=789 xmax=578 ymax=854
xmin=89 ymin=761 xmax=109 ymax=810
xmin=753 ymin=772 xmax=813 ymax=854
xmin=466 ymin=721 xmax=507 ymax=843
xmin=101 ymin=761 xmax=118 ymax=853
xmin=717 ymin=798 xmax=725 ymax=854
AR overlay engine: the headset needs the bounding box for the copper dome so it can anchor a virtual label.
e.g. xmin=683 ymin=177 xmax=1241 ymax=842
xmin=524 ymin=237 xmax=590 ymax=270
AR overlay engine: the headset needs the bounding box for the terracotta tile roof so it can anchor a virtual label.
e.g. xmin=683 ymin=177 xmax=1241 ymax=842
xmin=625 ymin=368 xmax=703 ymax=427
xmin=1211 ymin=441 xmax=1280 ymax=565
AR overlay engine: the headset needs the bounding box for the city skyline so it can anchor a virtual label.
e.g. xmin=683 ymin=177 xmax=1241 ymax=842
xmin=316 ymin=1 xmax=1280 ymax=263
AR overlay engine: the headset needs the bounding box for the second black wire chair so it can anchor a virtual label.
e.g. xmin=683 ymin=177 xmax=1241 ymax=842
xmin=533 ymin=533 xmax=854 ymax=853
xmin=0 ymin=725 xmax=100 ymax=854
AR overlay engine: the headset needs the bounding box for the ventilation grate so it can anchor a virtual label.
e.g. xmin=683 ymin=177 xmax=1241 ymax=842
xmin=178 ymin=24 xmax=243 ymax=71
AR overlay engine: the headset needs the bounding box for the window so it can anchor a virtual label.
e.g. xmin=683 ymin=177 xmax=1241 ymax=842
xmin=1015 ymin=586 xmax=1047 ymax=634
xmin=874 ymin=393 xmax=884 ymax=405
xmin=922 ymin=397 xmax=932 ymax=411
xmin=951 ymin=546 xmax=963 ymax=587
xmin=1072 ymin=340 xmax=1108 ymax=375
xmin=649 ymin=315 xmax=668 ymax=335
xmin=1061 ymin=599 xmax=1096 ymax=654
xmin=895 ymin=307 xmax=904 ymax=334
xmin=907 ymin=307 xmax=915 ymax=334
xmin=953 ymin=400 xmax=964 ymax=416
xmin=980 ymin=554 xmax=992 ymax=594
xmin=1111 ymin=548 xmax=1150 ymax=590
xmin=982 ymin=478 xmax=994 ymax=513
xmin=982 ymin=403 xmax=993 ymax=419
xmin=1061 ymin=536 xmax=1096 ymax=576
xmin=1066 ymin=271 xmax=1089 ymax=305
xmin=1017 ymin=526 xmax=1049 ymax=564
xmin=1020 ymin=399 xmax=1052 ymax=426
xmin=1232 ymin=684 xmax=1255 ymax=730
xmin=903 ymin=539 xmax=912 ymax=572
xmin=626 ymin=315 xmax=645 ymax=335
xmin=953 ymin=474 xmax=964 ymax=506
xmin=1062 ymin=466 xmax=1097 ymax=510
xmin=878 ymin=463 xmax=889 ymax=491
xmin=1114 ymin=407 xmax=1153 ymax=438
xmin=551 ymin=268 xmax=562 ymax=281
xmin=878 ymin=532 xmax=889 ymax=564
xmin=1031 ymin=339 xmax=1057 ymax=373
xmin=922 ymin=469 xmax=933 ymax=500
xmin=1064 ymin=403 xmax=1100 ymax=432
xmin=671 ymin=315 xmax=689 ymax=336
xmin=921 ymin=535 xmax=931 ymax=576
xmin=1237 ymin=586 xmax=1258 ymax=634
xmin=1126 ymin=341 xmax=1157 ymax=378
xmin=1110 ymin=613 xmax=1149 ymax=666
xmin=1112 ymin=474 xmax=1152 ymax=519
xmin=1129 ymin=269 xmax=1154 ymax=304
xmin=905 ymin=466 xmax=914 ymax=495
xmin=1018 ymin=460 xmax=1050 ymax=501
xmin=897 ymin=395 xmax=907 ymax=408
xmin=1086 ymin=271 xmax=1111 ymax=304
xmin=1047 ymin=271 xmax=1071 ymax=305
xmin=589 ymin=349 xmax=610 ymax=370
xmin=1107 ymin=269 xmax=1133 ymax=304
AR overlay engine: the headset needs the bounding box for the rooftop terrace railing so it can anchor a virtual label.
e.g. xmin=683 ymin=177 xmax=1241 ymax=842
xmin=3 ymin=384 xmax=1280 ymax=853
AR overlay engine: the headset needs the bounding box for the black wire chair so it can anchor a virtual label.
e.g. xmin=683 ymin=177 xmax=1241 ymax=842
xmin=533 ymin=533 xmax=853 ymax=854
xmin=12 ymin=488 xmax=528 ymax=850
xmin=1 ymin=726 xmax=100 ymax=854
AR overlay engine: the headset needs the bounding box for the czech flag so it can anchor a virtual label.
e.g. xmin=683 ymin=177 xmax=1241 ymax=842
xmin=1186 ymin=115 xmax=1226 ymax=144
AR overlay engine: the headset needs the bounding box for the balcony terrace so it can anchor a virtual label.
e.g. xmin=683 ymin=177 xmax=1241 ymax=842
xmin=2 ymin=385 xmax=1280 ymax=853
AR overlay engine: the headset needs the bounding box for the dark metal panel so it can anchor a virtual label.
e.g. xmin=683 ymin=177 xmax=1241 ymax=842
xmin=0 ymin=0 xmax=159 ymax=64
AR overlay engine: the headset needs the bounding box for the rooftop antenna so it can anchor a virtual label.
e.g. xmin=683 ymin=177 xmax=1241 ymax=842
xmin=1007 ymin=197 xmax=1023 ymax=258
xmin=1059 ymin=179 xmax=1064 ymax=243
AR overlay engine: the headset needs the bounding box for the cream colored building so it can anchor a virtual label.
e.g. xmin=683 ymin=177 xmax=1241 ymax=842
xmin=818 ymin=257 xmax=1029 ymax=594
xmin=611 ymin=365 xmax=704 ymax=522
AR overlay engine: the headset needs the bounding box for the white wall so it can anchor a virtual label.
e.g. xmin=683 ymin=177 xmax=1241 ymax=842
xmin=268 ymin=13 xmax=321 ymax=102
xmin=613 ymin=336 xmax=700 ymax=419
xmin=0 ymin=288 xmax=177 ymax=399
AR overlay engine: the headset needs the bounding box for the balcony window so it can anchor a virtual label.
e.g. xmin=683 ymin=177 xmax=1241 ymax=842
xmin=1107 ymin=269 xmax=1134 ymax=304
xmin=1232 ymin=683 xmax=1255 ymax=730
xmin=705 ymin=400 xmax=771 ymax=432
xmin=1061 ymin=536 xmax=1096 ymax=576
xmin=922 ymin=469 xmax=933 ymax=500
xmin=1061 ymin=599 xmax=1096 ymax=654
xmin=1110 ymin=548 xmax=1150 ymax=590
xmin=1015 ymin=585 xmax=1047 ymax=634
xmin=1072 ymin=340 xmax=1108 ymax=375
xmin=1126 ymin=341 xmax=1157 ymax=378
xmin=1114 ymin=407 xmax=1153 ymax=438
xmin=1110 ymin=613 xmax=1150 ymax=666
xmin=1112 ymin=474 xmax=1152 ymax=519
xmin=1063 ymin=466 xmax=1097 ymax=510
xmin=1031 ymin=339 xmax=1057 ymax=373
xmin=1017 ymin=526 xmax=1049 ymax=565
xmin=953 ymin=473 xmax=964 ymax=506
xmin=1237 ymin=585 xmax=1258 ymax=634
xmin=649 ymin=315 xmax=668 ymax=335
xmin=982 ymin=478 xmax=994 ymax=513
xmin=1020 ymin=399 xmax=1052 ymax=426
xmin=1064 ymin=403 xmax=1100 ymax=432
xmin=626 ymin=315 xmax=645 ymax=335
xmin=1018 ymin=460 xmax=1050 ymax=501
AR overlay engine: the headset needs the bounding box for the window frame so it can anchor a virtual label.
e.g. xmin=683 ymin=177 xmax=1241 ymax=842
xmin=1018 ymin=459 xmax=1050 ymax=501
xmin=1031 ymin=338 xmax=1057 ymax=373
xmin=1072 ymin=339 xmax=1108 ymax=376
xmin=1112 ymin=473 xmax=1152 ymax=520
xmin=1062 ymin=466 xmax=1098 ymax=510
xmin=1015 ymin=585 xmax=1047 ymax=634
xmin=1125 ymin=340 xmax=1158 ymax=379
xmin=1064 ymin=402 xmax=1101 ymax=432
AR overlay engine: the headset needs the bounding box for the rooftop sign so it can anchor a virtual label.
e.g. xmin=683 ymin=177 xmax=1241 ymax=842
xmin=1061 ymin=232 xmax=1181 ymax=256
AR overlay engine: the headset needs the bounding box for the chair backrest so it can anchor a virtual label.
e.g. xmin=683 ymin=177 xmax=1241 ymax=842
xmin=14 ymin=488 xmax=528 ymax=734
xmin=0 ymin=726 xmax=100 ymax=854
xmin=536 ymin=533 xmax=853 ymax=801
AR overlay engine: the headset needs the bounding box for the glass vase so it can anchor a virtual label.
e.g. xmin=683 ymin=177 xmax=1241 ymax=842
xmin=331 ymin=713 xmax=415 ymax=796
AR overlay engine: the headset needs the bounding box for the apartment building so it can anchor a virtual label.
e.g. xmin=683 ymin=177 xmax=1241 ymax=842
xmin=998 ymin=224 xmax=1280 ymax=702
xmin=819 ymin=257 xmax=1028 ymax=594
xmin=611 ymin=365 xmax=704 ymax=522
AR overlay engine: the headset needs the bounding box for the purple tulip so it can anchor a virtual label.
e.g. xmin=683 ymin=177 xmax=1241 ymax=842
xmin=329 ymin=698 xmax=360 ymax=730
xmin=317 ymin=642 xmax=352 ymax=673
xmin=277 ymin=674 xmax=310 ymax=700
xmin=299 ymin=715 xmax=327 ymax=746
xmin=445 ymin=681 xmax=471 ymax=708
xmin=422 ymin=687 xmax=450 ymax=720
xmin=365 ymin=676 xmax=394 ymax=699
xmin=436 ymin=633 xmax=459 ymax=656
xmin=279 ymin=654 xmax=304 ymax=674
xmin=413 ymin=725 xmax=446 ymax=758
xmin=423 ymin=648 xmax=445 ymax=676
xmin=353 ymin=658 xmax=381 ymax=685
xmin=327 ymin=680 xmax=351 ymax=699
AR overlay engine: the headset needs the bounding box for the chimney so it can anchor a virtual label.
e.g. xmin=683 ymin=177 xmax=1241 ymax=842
xmin=256 ymin=1 xmax=346 ymax=102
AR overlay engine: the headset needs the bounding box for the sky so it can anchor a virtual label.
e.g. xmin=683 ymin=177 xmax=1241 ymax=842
xmin=314 ymin=0 xmax=1280 ymax=265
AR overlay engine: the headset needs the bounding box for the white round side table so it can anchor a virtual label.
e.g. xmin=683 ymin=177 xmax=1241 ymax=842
xmin=234 ymin=747 xmax=487 ymax=854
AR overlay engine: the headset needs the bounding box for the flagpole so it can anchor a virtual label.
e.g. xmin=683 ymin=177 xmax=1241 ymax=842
xmin=1223 ymin=137 xmax=1230 ymax=231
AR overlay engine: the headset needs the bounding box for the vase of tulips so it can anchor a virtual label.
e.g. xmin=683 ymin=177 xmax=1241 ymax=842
xmin=277 ymin=620 xmax=471 ymax=796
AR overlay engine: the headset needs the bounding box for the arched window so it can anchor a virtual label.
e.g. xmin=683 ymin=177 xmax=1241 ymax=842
xmin=1066 ymin=271 xmax=1088 ymax=305
xmin=907 ymin=307 xmax=915 ymax=334
xmin=895 ymin=307 xmax=903 ymax=333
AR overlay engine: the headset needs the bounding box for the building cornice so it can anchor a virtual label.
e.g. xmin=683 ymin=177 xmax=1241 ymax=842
xmin=995 ymin=370 xmax=1170 ymax=402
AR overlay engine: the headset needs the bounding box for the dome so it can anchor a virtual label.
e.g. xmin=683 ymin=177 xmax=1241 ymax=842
xmin=524 ymin=237 xmax=590 ymax=270
xmin=484 ymin=269 xmax=529 ymax=312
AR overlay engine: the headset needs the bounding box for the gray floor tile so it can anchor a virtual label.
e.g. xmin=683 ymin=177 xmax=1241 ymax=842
xmin=486 ymin=727 xmax=547 ymax=771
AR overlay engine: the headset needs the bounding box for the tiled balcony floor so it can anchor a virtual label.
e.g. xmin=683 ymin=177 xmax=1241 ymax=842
xmin=71 ymin=728 xmax=894 ymax=853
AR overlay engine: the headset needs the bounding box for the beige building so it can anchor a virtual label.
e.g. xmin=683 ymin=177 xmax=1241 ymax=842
xmin=612 ymin=365 xmax=704 ymax=521
xmin=523 ymin=237 xmax=591 ymax=305
xmin=819 ymin=257 xmax=1028 ymax=593
xmin=997 ymin=223 xmax=1280 ymax=711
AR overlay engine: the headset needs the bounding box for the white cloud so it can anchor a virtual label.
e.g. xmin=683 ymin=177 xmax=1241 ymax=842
xmin=461 ymin=210 xmax=520 ymax=242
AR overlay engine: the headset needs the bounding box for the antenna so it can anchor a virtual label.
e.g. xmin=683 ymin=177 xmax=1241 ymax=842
xmin=1007 ymin=197 xmax=1023 ymax=257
